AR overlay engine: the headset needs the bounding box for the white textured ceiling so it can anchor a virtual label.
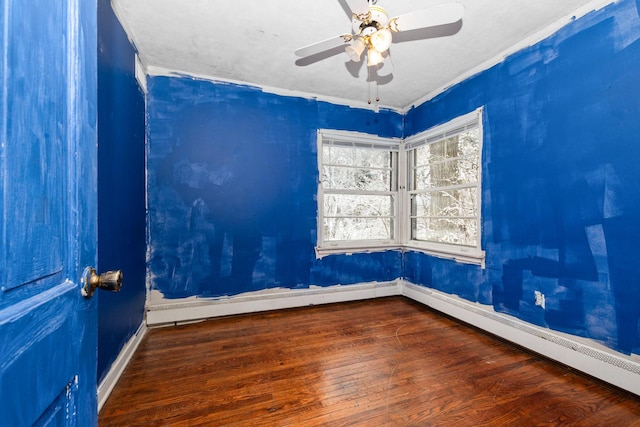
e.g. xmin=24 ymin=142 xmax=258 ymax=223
xmin=112 ymin=0 xmax=612 ymax=110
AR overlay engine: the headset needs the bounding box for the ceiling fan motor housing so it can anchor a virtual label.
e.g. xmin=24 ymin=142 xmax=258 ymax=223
xmin=352 ymin=5 xmax=389 ymax=36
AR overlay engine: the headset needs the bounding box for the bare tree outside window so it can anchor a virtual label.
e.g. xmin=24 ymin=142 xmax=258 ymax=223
xmin=317 ymin=109 xmax=482 ymax=263
xmin=409 ymin=128 xmax=480 ymax=247
xmin=321 ymin=144 xmax=396 ymax=242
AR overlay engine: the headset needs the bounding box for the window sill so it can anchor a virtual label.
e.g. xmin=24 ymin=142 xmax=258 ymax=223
xmin=402 ymin=244 xmax=485 ymax=267
xmin=315 ymin=243 xmax=485 ymax=268
xmin=315 ymin=243 xmax=400 ymax=259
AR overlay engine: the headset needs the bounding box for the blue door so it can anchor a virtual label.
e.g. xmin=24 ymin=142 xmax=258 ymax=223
xmin=0 ymin=0 xmax=99 ymax=425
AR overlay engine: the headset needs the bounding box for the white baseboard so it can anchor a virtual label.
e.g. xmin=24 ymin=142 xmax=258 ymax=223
xmin=401 ymin=280 xmax=640 ymax=396
xmin=103 ymin=279 xmax=639 ymax=406
xmin=146 ymin=281 xmax=402 ymax=326
xmin=98 ymin=321 xmax=148 ymax=412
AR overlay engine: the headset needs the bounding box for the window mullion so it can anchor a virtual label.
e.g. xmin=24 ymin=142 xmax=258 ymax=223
xmin=398 ymin=143 xmax=408 ymax=245
xmin=408 ymin=182 xmax=478 ymax=194
xmin=325 ymin=189 xmax=395 ymax=196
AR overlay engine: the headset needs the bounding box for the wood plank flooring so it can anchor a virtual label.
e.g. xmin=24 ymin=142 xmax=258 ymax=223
xmin=99 ymin=297 xmax=640 ymax=426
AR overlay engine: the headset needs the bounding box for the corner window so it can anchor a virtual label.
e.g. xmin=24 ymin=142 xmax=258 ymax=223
xmin=316 ymin=130 xmax=400 ymax=257
xmin=404 ymin=109 xmax=484 ymax=265
xmin=316 ymin=108 xmax=484 ymax=265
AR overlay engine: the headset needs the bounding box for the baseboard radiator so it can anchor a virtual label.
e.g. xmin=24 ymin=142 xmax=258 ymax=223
xmin=145 ymin=281 xmax=403 ymax=326
xmin=402 ymin=281 xmax=640 ymax=396
xmin=141 ymin=279 xmax=640 ymax=396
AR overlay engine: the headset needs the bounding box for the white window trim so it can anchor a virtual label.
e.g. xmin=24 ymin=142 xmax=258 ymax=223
xmin=316 ymin=129 xmax=401 ymax=258
xmin=316 ymin=108 xmax=485 ymax=267
xmin=402 ymin=108 xmax=485 ymax=267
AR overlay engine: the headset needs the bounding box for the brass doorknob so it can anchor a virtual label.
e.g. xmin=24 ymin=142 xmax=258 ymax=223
xmin=81 ymin=267 xmax=123 ymax=298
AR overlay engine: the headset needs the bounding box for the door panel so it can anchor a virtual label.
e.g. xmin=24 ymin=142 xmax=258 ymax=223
xmin=2 ymin=0 xmax=67 ymax=291
xmin=0 ymin=284 xmax=78 ymax=426
xmin=33 ymin=377 xmax=78 ymax=427
xmin=0 ymin=0 xmax=98 ymax=425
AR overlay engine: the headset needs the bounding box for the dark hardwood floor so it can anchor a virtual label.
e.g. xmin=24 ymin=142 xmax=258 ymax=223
xmin=99 ymin=296 xmax=640 ymax=426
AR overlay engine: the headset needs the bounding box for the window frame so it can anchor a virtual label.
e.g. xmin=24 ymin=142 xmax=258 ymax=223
xmin=402 ymin=108 xmax=484 ymax=266
xmin=316 ymin=129 xmax=401 ymax=258
xmin=315 ymin=108 xmax=484 ymax=267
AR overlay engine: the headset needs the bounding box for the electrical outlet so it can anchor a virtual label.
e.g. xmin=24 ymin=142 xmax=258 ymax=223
xmin=534 ymin=290 xmax=546 ymax=309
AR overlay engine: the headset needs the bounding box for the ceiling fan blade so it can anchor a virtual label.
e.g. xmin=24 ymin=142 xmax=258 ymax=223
xmin=345 ymin=0 xmax=370 ymax=17
xmin=390 ymin=4 xmax=464 ymax=33
xmin=295 ymin=34 xmax=352 ymax=58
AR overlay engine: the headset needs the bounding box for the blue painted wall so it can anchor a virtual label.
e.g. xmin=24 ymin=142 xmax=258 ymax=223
xmin=145 ymin=0 xmax=640 ymax=359
xmin=146 ymin=77 xmax=403 ymax=299
xmin=97 ymin=0 xmax=147 ymax=383
xmin=405 ymin=0 xmax=640 ymax=356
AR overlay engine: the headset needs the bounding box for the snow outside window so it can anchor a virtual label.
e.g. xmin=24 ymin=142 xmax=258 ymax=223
xmin=316 ymin=108 xmax=484 ymax=266
xmin=404 ymin=108 xmax=484 ymax=265
xmin=316 ymin=130 xmax=400 ymax=257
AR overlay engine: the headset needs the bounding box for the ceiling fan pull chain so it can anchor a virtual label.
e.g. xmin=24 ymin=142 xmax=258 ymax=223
xmin=367 ymin=67 xmax=372 ymax=104
xmin=366 ymin=66 xmax=380 ymax=107
xmin=374 ymin=80 xmax=380 ymax=112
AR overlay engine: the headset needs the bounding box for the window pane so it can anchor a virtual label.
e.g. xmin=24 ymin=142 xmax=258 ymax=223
xmin=408 ymin=118 xmax=481 ymax=250
xmin=415 ymin=158 xmax=479 ymax=189
xmin=413 ymin=145 xmax=431 ymax=167
xmin=324 ymin=194 xmax=394 ymax=217
xmin=410 ymin=189 xmax=477 ymax=218
xmin=412 ymin=164 xmax=430 ymax=190
xmin=458 ymin=158 xmax=479 ymax=183
xmin=411 ymin=193 xmax=430 ymax=217
xmin=323 ymin=145 xmax=391 ymax=169
xmin=411 ymin=217 xmax=477 ymax=246
xmin=459 ymin=129 xmax=480 ymax=157
xmin=324 ymin=217 xmax=394 ymax=241
xmin=412 ymin=129 xmax=480 ymax=190
xmin=429 ymin=139 xmax=446 ymax=162
xmin=323 ymin=166 xmax=391 ymax=191
xmin=431 ymin=159 xmax=459 ymax=187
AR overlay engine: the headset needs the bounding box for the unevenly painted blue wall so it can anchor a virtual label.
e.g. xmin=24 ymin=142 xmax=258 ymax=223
xmin=405 ymin=0 xmax=640 ymax=356
xmin=145 ymin=0 xmax=640 ymax=359
xmin=146 ymin=78 xmax=403 ymax=299
xmin=97 ymin=0 xmax=147 ymax=383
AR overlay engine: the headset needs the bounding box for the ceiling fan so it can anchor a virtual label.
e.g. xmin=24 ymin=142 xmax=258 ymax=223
xmin=295 ymin=0 xmax=464 ymax=77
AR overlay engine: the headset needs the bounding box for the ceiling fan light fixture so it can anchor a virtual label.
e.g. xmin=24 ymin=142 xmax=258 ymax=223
xmin=367 ymin=47 xmax=384 ymax=66
xmin=345 ymin=37 xmax=366 ymax=61
xmin=294 ymin=1 xmax=466 ymax=103
xmin=370 ymin=28 xmax=392 ymax=52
